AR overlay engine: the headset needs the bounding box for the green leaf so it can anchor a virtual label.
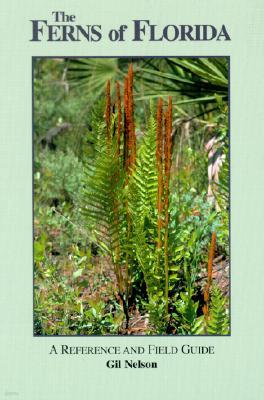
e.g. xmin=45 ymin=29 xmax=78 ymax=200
xmin=72 ymin=268 xmax=83 ymax=279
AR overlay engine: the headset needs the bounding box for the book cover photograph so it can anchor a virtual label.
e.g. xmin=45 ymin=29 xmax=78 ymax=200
xmin=34 ymin=57 xmax=229 ymax=337
xmin=0 ymin=1 xmax=263 ymax=399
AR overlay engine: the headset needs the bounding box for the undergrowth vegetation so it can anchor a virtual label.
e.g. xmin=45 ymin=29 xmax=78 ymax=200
xmin=34 ymin=58 xmax=229 ymax=335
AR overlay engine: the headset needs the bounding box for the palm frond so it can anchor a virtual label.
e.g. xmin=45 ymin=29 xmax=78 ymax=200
xmin=67 ymin=58 xmax=120 ymax=96
xmin=135 ymin=57 xmax=228 ymax=107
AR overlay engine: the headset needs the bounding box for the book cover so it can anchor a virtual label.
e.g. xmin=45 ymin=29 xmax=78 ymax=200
xmin=0 ymin=1 xmax=263 ymax=399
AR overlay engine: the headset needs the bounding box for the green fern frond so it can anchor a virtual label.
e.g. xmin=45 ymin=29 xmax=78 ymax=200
xmin=207 ymin=285 xmax=229 ymax=335
xmin=127 ymin=109 xmax=166 ymax=304
xmin=175 ymin=291 xmax=202 ymax=334
xmin=128 ymin=111 xmax=158 ymax=223
xmin=81 ymin=133 xmax=126 ymax=255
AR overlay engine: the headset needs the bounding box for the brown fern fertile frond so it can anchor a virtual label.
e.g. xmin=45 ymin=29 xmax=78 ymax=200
xmin=105 ymin=80 xmax=111 ymax=148
xmin=116 ymin=81 xmax=122 ymax=156
xmin=208 ymin=231 xmax=216 ymax=284
xmin=122 ymin=65 xmax=136 ymax=302
xmin=123 ymin=64 xmax=136 ymax=173
xmin=164 ymin=96 xmax=173 ymax=316
xmin=164 ymin=96 xmax=172 ymax=198
xmin=128 ymin=64 xmax=136 ymax=166
xmin=123 ymin=76 xmax=129 ymax=169
xmin=156 ymin=98 xmax=164 ymax=250
xmin=203 ymin=231 xmax=217 ymax=319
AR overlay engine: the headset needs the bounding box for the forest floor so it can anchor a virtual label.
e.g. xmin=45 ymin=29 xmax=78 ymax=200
xmin=35 ymin=216 xmax=229 ymax=335
xmin=73 ymin=254 xmax=229 ymax=335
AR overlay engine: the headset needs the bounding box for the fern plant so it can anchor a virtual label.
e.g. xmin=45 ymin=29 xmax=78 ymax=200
xmin=81 ymin=66 xmax=138 ymax=328
xmin=207 ymin=285 xmax=229 ymax=335
xmin=79 ymin=63 xmax=229 ymax=335
xmin=82 ymin=128 xmax=126 ymax=279
xmin=81 ymin=85 xmax=174 ymax=329
xmin=127 ymin=100 xmax=174 ymax=328
xmin=128 ymin=110 xmax=166 ymax=312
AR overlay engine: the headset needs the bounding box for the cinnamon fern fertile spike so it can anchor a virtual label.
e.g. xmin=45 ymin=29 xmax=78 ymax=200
xmin=203 ymin=231 xmax=217 ymax=319
xmin=128 ymin=64 xmax=136 ymax=166
xmin=156 ymin=98 xmax=164 ymax=250
xmin=105 ymin=80 xmax=111 ymax=148
xmin=112 ymin=82 xmax=123 ymax=292
xmin=123 ymin=64 xmax=136 ymax=173
xmin=123 ymin=76 xmax=129 ymax=169
xmin=116 ymin=81 xmax=122 ymax=156
xmin=164 ymin=96 xmax=173 ymax=316
xmin=164 ymin=97 xmax=172 ymax=192
xmin=127 ymin=66 xmax=133 ymax=171
xmin=208 ymin=231 xmax=216 ymax=284
xmin=123 ymin=65 xmax=136 ymax=303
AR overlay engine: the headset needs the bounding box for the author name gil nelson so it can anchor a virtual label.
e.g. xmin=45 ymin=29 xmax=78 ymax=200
xmin=107 ymin=359 xmax=158 ymax=369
